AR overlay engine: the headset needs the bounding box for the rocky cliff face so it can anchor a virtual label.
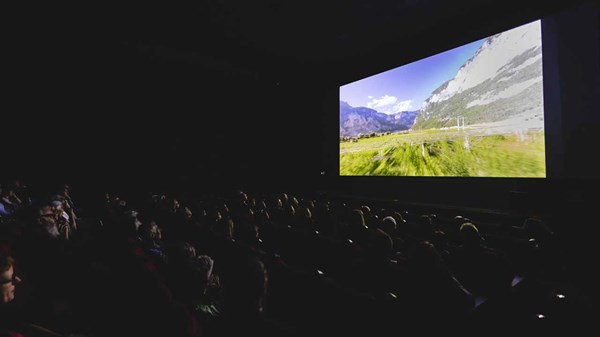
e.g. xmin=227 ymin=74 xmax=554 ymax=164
xmin=413 ymin=20 xmax=544 ymax=130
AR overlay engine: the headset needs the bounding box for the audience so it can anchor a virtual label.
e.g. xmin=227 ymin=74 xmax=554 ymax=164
xmin=0 ymin=178 xmax=587 ymax=336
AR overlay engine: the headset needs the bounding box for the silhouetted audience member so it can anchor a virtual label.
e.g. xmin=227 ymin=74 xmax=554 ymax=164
xmin=344 ymin=209 xmax=370 ymax=248
xmin=138 ymin=220 xmax=168 ymax=271
xmin=312 ymin=200 xmax=338 ymax=237
xmin=210 ymin=246 xmax=299 ymax=337
xmin=414 ymin=214 xmax=434 ymax=241
xmin=403 ymin=240 xmax=474 ymax=329
xmin=187 ymin=254 xmax=222 ymax=324
xmin=0 ymin=253 xmax=28 ymax=337
xmin=515 ymin=217 xmax=563 ymax=279
xmin=449 ymin=223 xmax=514 ymax=299
xmin=379 ymin=215 xmax=405 ymax=253
xmin=344 ymin=228 xmax=407 ymax=296
xmin=0 ymin=188 xmax=23 ymax=219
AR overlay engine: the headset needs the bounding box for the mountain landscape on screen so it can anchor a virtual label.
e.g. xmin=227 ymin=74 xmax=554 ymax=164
xmin=339 ymin=20 xmax=546 ymax=177
xmin=339 ymin=101 xmax=419 ymax=137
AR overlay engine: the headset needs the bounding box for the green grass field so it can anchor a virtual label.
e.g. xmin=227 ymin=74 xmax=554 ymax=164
xmin=340 ymin=129 xmax=545 ymax=177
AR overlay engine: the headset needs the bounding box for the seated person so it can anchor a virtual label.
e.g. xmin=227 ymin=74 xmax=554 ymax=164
xmin=1 ymin=253 xmax=27 ymax=336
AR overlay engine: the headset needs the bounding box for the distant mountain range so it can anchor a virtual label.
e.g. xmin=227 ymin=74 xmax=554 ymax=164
xmin=340 ymin=20 xmax=544 ymax=136
xmin=339 ymin=101 xmax=418 ymax=137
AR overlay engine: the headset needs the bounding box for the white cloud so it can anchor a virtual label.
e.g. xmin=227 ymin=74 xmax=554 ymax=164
xmin=392 ymin=100 xmax=413 ymax=113
xmin=367 ymin=95 xmax=397 ymax=109
xmin=366 ymin=95 xmax=414 ymax=114
xmin=367 ymin=94 xmax=397 ymax=112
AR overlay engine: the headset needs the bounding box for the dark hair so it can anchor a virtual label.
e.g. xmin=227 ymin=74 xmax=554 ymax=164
xmin=0 ymin=254 xmax=14 ymax=274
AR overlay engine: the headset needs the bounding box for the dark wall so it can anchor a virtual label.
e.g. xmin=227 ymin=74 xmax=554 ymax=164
xmin=4 ymin=32 xmax=328 ymax=195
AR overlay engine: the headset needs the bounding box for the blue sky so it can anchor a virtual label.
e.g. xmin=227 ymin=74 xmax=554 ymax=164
xmin=340 ymin=38 xmax=486 ymax=114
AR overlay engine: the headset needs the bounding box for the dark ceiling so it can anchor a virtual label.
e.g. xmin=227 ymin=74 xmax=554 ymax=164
xmin=111 ymin=0 xmax=589 ymax=82
xmin=15 ymin=0 xmax=586 ymax=84
xmin=125 ymin=2 xmax=563 ymax=79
